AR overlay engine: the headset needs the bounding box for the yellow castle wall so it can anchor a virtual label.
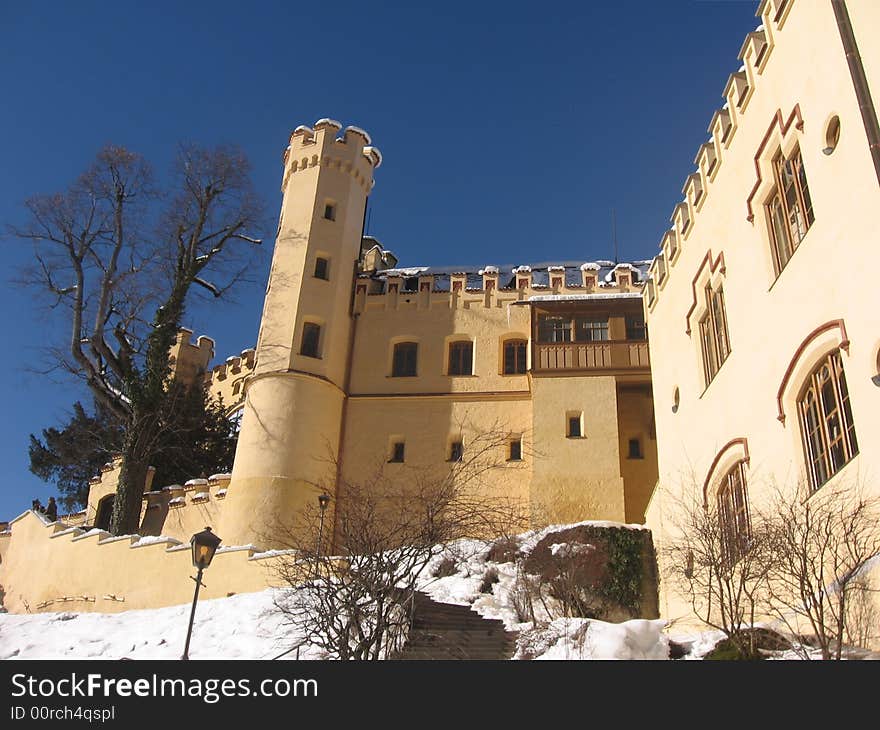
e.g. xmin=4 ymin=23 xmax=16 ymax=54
xmin=0 ymin=511 xmax=281 ymax=615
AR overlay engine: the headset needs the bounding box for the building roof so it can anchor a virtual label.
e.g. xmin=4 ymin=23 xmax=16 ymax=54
xmin=362 ymin=260 xmax=652 ymax=292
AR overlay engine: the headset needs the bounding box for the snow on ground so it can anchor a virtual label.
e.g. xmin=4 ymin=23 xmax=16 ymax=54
xmin=0 ymin=589 xmax=323 ymax=661
xmin=0 ymin=521 xmax=819 ymax=660
xmin=522 ymin=618 xmax=668 ymax=660
xmin=415 ymin=531 xmax=675 ymax=660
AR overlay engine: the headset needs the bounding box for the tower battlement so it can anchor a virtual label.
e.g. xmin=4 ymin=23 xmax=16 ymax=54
xmin=281 ymin=118 xmax=382 ymax=193
xmin=643 ymin=0 xmax=795 ymax=314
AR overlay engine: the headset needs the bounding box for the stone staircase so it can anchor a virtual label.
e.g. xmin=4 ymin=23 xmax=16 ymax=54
xmin=389 ymin=591 xmax=518 ymax=660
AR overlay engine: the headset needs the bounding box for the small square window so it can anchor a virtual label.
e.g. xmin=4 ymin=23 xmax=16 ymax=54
xmin=567 ymin=415 xmax=582 ymax=438
xmin=628 ymin=438 xmax=643 ymax=459
xmin=509 ymin=439 xmax=522 ymax=461
xmin=449 ymin=441 xmax=463 ymax=462
xmin=323 ymin=204 xmax=336 ymax=221
xmin=389 ymin=442 xmax=405 ymax=463
xmin=314 ymin=257 xmax=329 ymax=280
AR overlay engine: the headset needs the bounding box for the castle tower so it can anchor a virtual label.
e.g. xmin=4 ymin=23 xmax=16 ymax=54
xmin=219 ymin=119 xmax=381 ymax=547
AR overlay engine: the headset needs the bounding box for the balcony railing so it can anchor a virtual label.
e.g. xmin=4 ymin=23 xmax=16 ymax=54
xmin=534 ymin=340 xmax=650 ymax=372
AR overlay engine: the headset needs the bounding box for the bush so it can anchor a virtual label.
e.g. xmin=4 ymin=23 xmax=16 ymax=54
xmin=432 ymin=557 xmax=457 ymax=578
xmin=479 ymin=567 xmax=499 ymax=594
xmin=487 ymin=536 xmax=521 ymax=564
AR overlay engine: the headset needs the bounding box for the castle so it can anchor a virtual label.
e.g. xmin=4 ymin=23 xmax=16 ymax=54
xmin=1 ymin=0 xmax=878 ymax=639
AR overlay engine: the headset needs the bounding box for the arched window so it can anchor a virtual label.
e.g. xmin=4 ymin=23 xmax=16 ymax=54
xmin=392 ymin=342 xmax=418 ymax=377
xmin=503 ymin=339 xmax=527 ymax=374
xmin=699 ymin=284 xmax=731 ymax=386
xmin=798 ymin=350 xmax=858 ymax=491
xmin=94 ymin=495 xmax=115 ymax=532
xmin=717 ymin=461 xmax=750 ymax=568
xmin=765 ymin=145 xmax=814 ymax=276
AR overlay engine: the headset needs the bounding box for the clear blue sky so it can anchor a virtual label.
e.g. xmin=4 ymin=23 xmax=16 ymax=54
xmin=0 ymin=0 xmax=760 ymax=519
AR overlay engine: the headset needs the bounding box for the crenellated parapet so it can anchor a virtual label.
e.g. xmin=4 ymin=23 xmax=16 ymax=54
xmin=204 ymin=347 xmax=256 ymax=413
xmin=168 ymin=328 xmax=215 ymax=386
xmin=280 ymin=118 xmax=382 ymax=195
xmin=644 ymin=0 xmax=796 ymax=316
xmin=353 ymin=261 xmax=651 ymax=313
xmin=0 ymin=508 xmax=284 ymax=613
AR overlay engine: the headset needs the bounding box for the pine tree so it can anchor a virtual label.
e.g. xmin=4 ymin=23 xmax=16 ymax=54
xmin=29 ymin=387 xmax=239 ymax=515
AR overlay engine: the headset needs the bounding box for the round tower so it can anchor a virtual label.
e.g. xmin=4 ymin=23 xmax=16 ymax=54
xmin=219 ymin=119 xmax=381 ymax=547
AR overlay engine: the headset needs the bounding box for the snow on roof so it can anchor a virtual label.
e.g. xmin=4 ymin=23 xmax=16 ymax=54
xmin=216 ymin=544 xmax=259 ymax=554
xmin=527 ymin=293 xmax=644 ymax=303
xmin=314 ymin=118 xmax=342 ymax=129
xmin=131 ymin=535 xmax=182 ymax=548
xmin=363 ymin=145 xmax=383 ymax=168
xmin=344 ymin=125 xmax=372 ymax=144
xmin=478 ymin=266 xmax=499 ymax=275
xmin=371 ymin=260 xmax=648 ymax=278
xmin=381 ymin=266 xmax=430 ymax=277
xmin=580 ymin=263 xmax=601 ymax=271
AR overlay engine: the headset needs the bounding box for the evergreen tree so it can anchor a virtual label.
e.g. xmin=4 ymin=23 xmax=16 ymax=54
xmin=29 ymin=387 xmax=239 ymax=514
xmin=28 ymin=401 xmax=122 ymax=512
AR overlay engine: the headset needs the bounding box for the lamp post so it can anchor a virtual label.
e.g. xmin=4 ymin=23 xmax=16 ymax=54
xmin=181 ymin=526 xmax=222 ymax=660
xmin=316 ymin=493 xmax=331 ymax=560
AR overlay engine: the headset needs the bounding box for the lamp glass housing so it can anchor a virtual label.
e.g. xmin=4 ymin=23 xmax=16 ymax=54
xmin=190 ymin=527 xmax=222 ymax=569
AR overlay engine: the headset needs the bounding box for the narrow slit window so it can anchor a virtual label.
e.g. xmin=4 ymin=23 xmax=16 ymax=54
xmin=503 ymin=340 xmax=527 ymax=374
xmin=509 ymin=439 xmax=522 ymax=461
xmin=628 ymin=438 xmax=643 ymax=459
xmin=300 ymin=322 xmax=321 ymax=358
xmin=389 ymin=442 xmax=405 ymax=463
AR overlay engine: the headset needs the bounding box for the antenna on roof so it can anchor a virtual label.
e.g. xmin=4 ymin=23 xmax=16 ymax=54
xmin=366 ymin=205 xmax=372 ymax=235
xmin=612 ymin=208 xmax=619 ymax=264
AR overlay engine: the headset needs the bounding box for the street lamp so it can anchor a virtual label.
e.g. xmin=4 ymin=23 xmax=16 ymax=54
xmin=181 ymin=526 xmax=222 ymax=660
xmin=316 ymin=493 xmax=331 ymax=560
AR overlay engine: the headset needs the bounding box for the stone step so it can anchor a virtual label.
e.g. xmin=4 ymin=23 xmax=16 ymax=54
xmin=391 ymin=591 xmax=518 ymax=661
xmin=390 ymin=648 xmax=512 ymax=661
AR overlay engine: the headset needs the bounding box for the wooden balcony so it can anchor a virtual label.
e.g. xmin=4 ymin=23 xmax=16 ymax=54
xmin=533 ymin=340 xmax=650 ymax=372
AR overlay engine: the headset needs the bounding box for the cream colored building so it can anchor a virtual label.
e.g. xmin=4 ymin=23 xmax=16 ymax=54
xmin=1 ymin=0 xmax=876 ymax=627
xmin=643 ymin=0 xmax=880 ymax=633
xmin=0 ymin=120 xmax=658 ymax=613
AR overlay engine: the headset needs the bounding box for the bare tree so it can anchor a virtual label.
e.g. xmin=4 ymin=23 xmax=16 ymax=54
xmin=270 ymin=422 xmax=529 ymax=660
xmin=762 ymin=480 xmax=880 ymax=660
xmin=11 ymin=144 xmax=263 ymax=534
xmin=661 ymin=484 xmax=774 ymax=659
